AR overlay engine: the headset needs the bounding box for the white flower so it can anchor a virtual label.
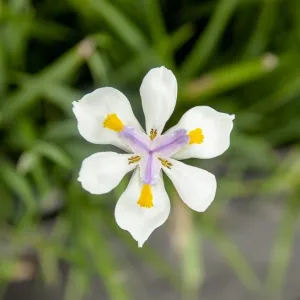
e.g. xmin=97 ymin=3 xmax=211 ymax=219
xmin=73 ymin=66 xmax=235 ymax=247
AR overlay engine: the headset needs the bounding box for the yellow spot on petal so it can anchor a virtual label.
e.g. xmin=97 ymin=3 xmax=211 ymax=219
xmin=188 ymin=128 xmax=204 ymax=144
xmin=137 ymin=184 xmax=153 ymax=208
xmin=103 ymin=113 xmax=124 ymax=132
xmin=149 ymin=128 xmax=157 ymax=140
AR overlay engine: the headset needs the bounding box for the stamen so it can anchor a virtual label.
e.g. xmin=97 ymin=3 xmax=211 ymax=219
xmin=128 ymin=155 xmax=141 ymax=164
xmin=149 ymin=128 xmax=157 ymax=140
xmin=103 ymin=114 xmax=124 ymax=132
xmin=158 ymin=157 xmax=172 ymax=169
xmin=137 ymin=184 xmax=153 ymax=208
xmin=188 ymin=128 xmax=204 ymax=144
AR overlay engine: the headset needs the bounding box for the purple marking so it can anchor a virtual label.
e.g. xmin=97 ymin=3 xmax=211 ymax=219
xmin=118 ymin=126 xmax=189 ymax=185
xmin=144 ymin=153 xmax=153 ymax=184
xmin=139 ymin=154 xmax=161 ymax=185
xmin=151 ymin=129 xmax=189 ymax=157
xmin=119 ymin=126 xmax=151 ymax=154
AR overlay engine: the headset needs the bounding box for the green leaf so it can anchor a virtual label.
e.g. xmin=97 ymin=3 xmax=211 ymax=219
xmin=63 ymin=268 xmax=90 ymax=300
xmin=183 ymin=53 xmax=282 ymax=100
xmin=199 ymin=216 xmax=260 ymax=291
xmin=264 ymin=191 xmax=300 ymax=295
xmin=144 ymin=0 xmax=166 ymax=45
xmin=44 ymin=119 xmax=78 ymax=141
xmin=182 ymin=0 xmax=239 ymax=77
xmin=80 ymin=211 xmax=131 ymax=300
xmin=243 ymin=1 xmax=278 ymax=58
xmin=43 ymin=84 xmax=82 ymax=114
xmin=173 ymin=197 xmax=204 ymax=299
xmin=87 ymin=50 xmax=109 ymax=85
xmin=39 ymin=46 xmax=86 ymax=82
xmin=88 ymin=0 xmax=148 ymax=52
xmin=8 ymin=0 xmax=31 ymax=11
xmin=33 ymin=141 xmax=73 ymax=169
xmin=31 ymin=158 xmax=51 ymax=198
xmin=0 ymin=41 xmax=7 ymax=97
xmin=37 ymin=245 xmax=60 ymax=285
xmin=249 ymin=72 xmax=300 ymax=113
xmin=0 ymin=158 xmax=36 ymax=212
xmin=0 ymin=183 xmax=14 ymax=221
xmin=0 ymin=45 xmax=85 ymax=125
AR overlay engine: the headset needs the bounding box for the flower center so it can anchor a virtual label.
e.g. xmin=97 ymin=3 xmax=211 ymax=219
xmin=137 ymin=184 xmax=153 ymax=208
xmin=102 ymin=114 xmax=204 ymax=209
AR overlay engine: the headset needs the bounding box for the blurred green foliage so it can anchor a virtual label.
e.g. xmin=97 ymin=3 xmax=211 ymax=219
xmin=1 ymin=0 xmax=300 ymax=299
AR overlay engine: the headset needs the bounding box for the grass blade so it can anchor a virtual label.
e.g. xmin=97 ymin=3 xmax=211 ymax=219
xmin=264 ymin=192 xmax=300 ymax=296
xmin=64 ymin=268 xmax=90 ymax=300
xmin=181 ymin=0 xmax=239 ymax=77
xmin=0 ymin=158 xmax=36 ymax=212
xmin=183 ymin=53 xmax=280 ymax=100
xmin=89 ymin=0 xmax=147 ymax=52
xmin=34 ymin=141 xmax=73 ymax=169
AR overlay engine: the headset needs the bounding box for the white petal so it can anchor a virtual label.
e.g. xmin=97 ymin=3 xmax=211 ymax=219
xmin=163 ymin=159 xmax=217 ymax=212
xmin=171 ymin=106 xmax=235 ymax=159
xmin=115 ymin=170 xmax=170 ymax=247
xmin=140 ymin=66 xmax=177 ymax=135
xmin=73 ymin=87 xmax=142 ymax=151
xmin=78 ymin=152 xmax=136 ymax=194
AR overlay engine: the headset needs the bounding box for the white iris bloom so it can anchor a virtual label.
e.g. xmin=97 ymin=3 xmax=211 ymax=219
xmin=73 ymin=66 xmax=235 ymax=247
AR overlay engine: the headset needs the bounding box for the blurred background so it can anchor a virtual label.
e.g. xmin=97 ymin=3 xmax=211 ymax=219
xmin=1 ymin=0 xmax=300 ymax=299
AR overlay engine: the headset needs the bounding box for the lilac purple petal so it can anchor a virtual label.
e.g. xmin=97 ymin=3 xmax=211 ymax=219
xmin=139 ymin=154 xmax=161 ymax=185
xmin=151 ymin=129 xmax=189 ymax=157
xmin=119 ymin=126 xmax=151 ymax=154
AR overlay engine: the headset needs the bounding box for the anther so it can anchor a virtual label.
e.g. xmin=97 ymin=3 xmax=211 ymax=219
xmin=128 ymin=155 xmax=141 ymax=164
xmin=149 ymin=128 xmax=157 ymax=140
xmin=158 ymin=157 xmax=172 ymax=169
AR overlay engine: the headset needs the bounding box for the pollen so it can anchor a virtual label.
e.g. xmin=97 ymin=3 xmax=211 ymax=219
xmin=188 ymin=128 xmax=204 ymax=144
xmin=137 ymin=184 xmax=153 ymax=208
xmin=103 ymin=113 xmax=124 ymax=132
xmin=149 ymin=128 xmax=157 ymax=140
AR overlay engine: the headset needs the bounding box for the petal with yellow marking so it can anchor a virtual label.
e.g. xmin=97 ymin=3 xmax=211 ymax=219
xmin=170 ymin=106 xmax=234 ymax=159
xmin=73 ymin=87 xmax=142 ymax=151
xmin=115 ymin=170 xmax=170 ymax=247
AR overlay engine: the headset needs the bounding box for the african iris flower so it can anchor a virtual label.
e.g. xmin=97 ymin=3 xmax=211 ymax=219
xmin=73 ymin=66 xmax=234 ymax=247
